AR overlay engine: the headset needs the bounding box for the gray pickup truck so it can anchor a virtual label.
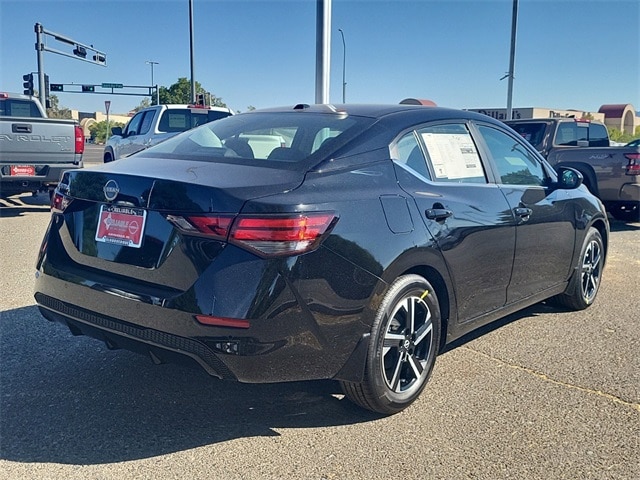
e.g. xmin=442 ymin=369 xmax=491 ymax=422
xmin=505 ymin=118 xmax=640 ymax=221
xmin=0 ymin=92 xmax=84 ymax=197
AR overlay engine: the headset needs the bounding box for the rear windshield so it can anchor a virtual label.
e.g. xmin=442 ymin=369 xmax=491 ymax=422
xmin=0 ymin=99 xmax=43 ymax=118
xmin=507 ymin=122 xmax=547 ymax=151
xmin=145 ymin=111 xmax=374 ymax=164
xmin=157 ymin=108 xmax=233 ymax=133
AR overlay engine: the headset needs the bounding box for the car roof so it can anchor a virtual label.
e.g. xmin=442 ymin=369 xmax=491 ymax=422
xmin=251 ymin=103 xmax=504 ymax=126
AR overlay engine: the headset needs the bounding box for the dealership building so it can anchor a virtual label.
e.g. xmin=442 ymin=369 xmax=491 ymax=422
xmin=467 ymin=103 xmax=639 ymax=135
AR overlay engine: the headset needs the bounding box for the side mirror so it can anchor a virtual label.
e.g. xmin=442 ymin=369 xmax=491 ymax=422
xmin=111 ymin=126 xmax=123 ymax=136
xmin=555 ymin=166 xmax=583 ymax=190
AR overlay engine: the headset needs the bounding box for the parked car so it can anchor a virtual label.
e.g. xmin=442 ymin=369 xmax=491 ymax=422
xmin=35 ymin=104 xmax=608 ymax=415
xmin=0 ymin=92 xmax=83 ymax=197
xmin=625 ymin=138 xmax=640 ymax=148
xmin=505 ymin=118 xmax=640 ymax=222
xmin=103 ymin=104 xmax=233 ymax=162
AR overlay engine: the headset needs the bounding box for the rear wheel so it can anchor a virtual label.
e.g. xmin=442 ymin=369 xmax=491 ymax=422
xmin=341 ymin=274 xmax=441 ymax=415
xmin=551 ymin=227 xmax=604 ymax=310
xmin=103 ymin=151 xmax=113 ymax=163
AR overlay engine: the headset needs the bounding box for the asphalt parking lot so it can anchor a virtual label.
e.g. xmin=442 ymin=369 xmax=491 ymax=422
xmin=0 ymin=195 xmax=638 ymax=479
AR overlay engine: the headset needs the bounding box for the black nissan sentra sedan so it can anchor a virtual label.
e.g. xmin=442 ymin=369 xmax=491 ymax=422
xmin=34 ymin=104 xmax=608 ymax=414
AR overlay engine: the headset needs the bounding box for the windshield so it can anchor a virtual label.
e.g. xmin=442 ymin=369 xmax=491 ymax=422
xmin=143 ymin=111 xmax=373 ymax=164
xmin=507 ymin=122 xmax=547 ymax=151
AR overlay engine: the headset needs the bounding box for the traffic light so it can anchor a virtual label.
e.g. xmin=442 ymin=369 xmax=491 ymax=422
xmin=196 ymin=93 xmax=205 ymax=106
xmin=51 ymin=84 xmax=64 ymax=92
xmin=81 ymin=85 xmax=95 ymax=92
xmin=44 ymin=74 xmax=50 ymax=98
xmin=73 ymin=45 xmax=87 ymax=58
xmin=93 ymin=54 xmax=106 ymax=64
xmin=23 ymin=73 xmax=34 ymax=96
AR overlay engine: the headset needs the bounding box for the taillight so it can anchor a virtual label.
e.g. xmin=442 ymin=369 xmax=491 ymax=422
xmin=75 ymin=125 xmax=85 ymax=154
xmin=166 ymin=214 xmax=234 ymax=239
xmin=51 ymin=191 xmax=72 ymax=213
xmin=230 ymin=213 xmax=337 ymax=256
xmin=624 ymin=153 xmax=640 ymax=175
xmin=167 ymin=212 xmax=337 ymax=257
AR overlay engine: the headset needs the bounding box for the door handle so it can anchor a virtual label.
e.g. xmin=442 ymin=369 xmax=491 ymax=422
xmin=425 ymin=208 xmax=453 ymax=221
xmin=12 ymin=123 xmax=32 ymax=134
xmin=514 ymin=207 xmax=532 ymax=221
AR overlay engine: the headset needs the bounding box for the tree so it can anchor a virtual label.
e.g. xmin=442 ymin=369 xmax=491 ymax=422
xmin=46 ymin=94 xmax=73 ymax=119
xmin=89 ymin=120 xmax=125 ymax=144
xmin=156 ymin=77 xmax=227 ymax=107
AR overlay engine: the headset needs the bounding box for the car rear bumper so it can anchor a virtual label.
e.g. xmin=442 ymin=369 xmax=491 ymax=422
xmin=33 ymin=252 xmax=373 ymax=384
xmin=0 ymin=162 xmax=82 ymax=193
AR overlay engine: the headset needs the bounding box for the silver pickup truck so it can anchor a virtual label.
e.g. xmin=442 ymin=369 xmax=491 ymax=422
xmin=506 ymin=118 xmax=640 ymax=222
xmin=103 ymin=104 xmax=233 ymax=162
xmin=0 ymin=92 xmax=84 ymax=197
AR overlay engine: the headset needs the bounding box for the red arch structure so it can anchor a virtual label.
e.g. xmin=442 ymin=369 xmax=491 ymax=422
xmin=598 ymin=104 xmax=638 ymax=134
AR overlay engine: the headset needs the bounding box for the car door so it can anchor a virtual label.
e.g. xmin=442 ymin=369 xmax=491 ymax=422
xmin=474 ymin=123 xmax=576 ymax=304
xmin=393 ymin=122 xmax=516 ymax=323
xmin=118 ymin=110 xmax=152 ymax=158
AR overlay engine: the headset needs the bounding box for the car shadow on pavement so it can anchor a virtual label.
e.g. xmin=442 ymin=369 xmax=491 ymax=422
xmin=0 ymin=193 xmax=51 ymax=217
xmin=0 ymin=305 xmax=383 ymax=465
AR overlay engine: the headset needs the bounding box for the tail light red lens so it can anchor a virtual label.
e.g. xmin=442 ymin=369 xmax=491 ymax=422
xmin=74 ymin=125 xmax=85 ymax=154
xmin=230 ymin=213 xmax=337 ymax=256
xmin=51 ymin=191 xmax=72 ymax=213
xmin=624 ymin=153 xmax=640 ymax=175
xmin=168 ymin=212 xmax=337 ymax=257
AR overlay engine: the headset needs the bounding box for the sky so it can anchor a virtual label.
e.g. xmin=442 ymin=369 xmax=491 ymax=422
xmin=1 ymin=0 xmax=638 ymax=115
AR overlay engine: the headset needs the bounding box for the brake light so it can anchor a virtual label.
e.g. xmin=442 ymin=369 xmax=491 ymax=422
xmin=167 ymin=214 xmax=233 ymax=239
xmin=75 ymin=125 xmax=85 ymax=154
xmin=624 ymin=153 xmax=640 ymax=175
xmin=167 ymin=212 xmax=337 ymax=257
xmin=51 ymin=191 xmax=72 ymax=212
xmin=194 ymin=315 xmax=250 ymax=329
xmin=230 ymin=213 xmax=337 ymax=256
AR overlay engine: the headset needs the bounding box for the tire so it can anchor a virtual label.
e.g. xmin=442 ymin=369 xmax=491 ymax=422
xmin=341 ymin=274 xmax=441 ymax=415
xmin=551 ymin=227 xmax=604 ymax=310
xmin=103 ymin=152 xmax=113 ymax=163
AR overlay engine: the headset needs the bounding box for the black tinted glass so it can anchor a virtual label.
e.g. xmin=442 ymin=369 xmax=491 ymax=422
xmin=146 ymin=111 xmax=374 ymax=164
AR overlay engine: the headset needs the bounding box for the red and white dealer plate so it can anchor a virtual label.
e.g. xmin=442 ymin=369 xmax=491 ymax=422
xmin=10 ymin=165 xmax=35 ymax=176
xmin=95 ymin=205 xmax=147 ymax=248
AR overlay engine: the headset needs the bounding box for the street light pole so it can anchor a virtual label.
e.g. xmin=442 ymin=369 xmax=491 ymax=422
xmin=146 ymin=60 xmax=159 ymax=104
xmin=338 ymin=28 xmax=346 ymax=103
xmin=505 ymin=0 xmax=518 ymax=120
xmin=189 ymin=0 xmax=196 ymax=104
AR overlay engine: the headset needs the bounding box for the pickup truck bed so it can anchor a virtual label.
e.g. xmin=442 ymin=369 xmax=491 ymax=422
xmin=0 ymin=92 xmax=84 ymax=197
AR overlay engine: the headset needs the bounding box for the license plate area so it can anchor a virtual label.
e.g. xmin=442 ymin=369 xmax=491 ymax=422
xmin=95 ymin=204 xmax=147 ymax=248
xmin=10 ymin=165 xmax=35 ymax=176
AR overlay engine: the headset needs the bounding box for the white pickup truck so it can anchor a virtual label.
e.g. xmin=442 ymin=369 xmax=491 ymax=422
xmin=0 ymin=92 xmax=84 ymax=197
xmin=103 ymin=104 xmax=233 ymax=162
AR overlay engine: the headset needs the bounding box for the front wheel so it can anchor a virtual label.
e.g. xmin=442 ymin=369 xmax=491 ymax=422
xmin=551 ymin=227 xmax=604 ymax=310
xmin=341 ymin=274 xmax=441 ymax=415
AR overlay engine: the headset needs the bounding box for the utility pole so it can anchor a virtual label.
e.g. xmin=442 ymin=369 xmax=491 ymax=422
xmin=505 ymin=0 xmax=518 ymax=120
xmin=189 ymin=0 xmax=196 ymax=104
xmin=146 ymin=60 xmax=159 ymax=104
xmin=315 ymin=0 xmax=331 ymax=104
xmin=338 ymin=28 xmax=346 ymax=103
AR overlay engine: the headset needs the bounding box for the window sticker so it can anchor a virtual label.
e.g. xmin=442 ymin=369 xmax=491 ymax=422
xmin=10 ymin=103 xmax=32 ymax=117
xmin=168 ymin=114 xmax=188 ymax=129
xmin=421 ymin=132 xmax=484 ymax=180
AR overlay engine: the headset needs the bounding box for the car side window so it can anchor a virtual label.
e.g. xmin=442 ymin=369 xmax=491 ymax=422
xmin=418 ymin=123 xmax=487 ymax=183
xmin=589 ymin=123 xmax=609 ymax=147
xmin=391 ymin=132 xmax=431 ymax=180
xmin=124 ymin=112 xmax=144 ymax=136
xmin=478 ymin=125 xmax=547 ymax=186
xmin=138 ymin=111 xmax=155 ymax=135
